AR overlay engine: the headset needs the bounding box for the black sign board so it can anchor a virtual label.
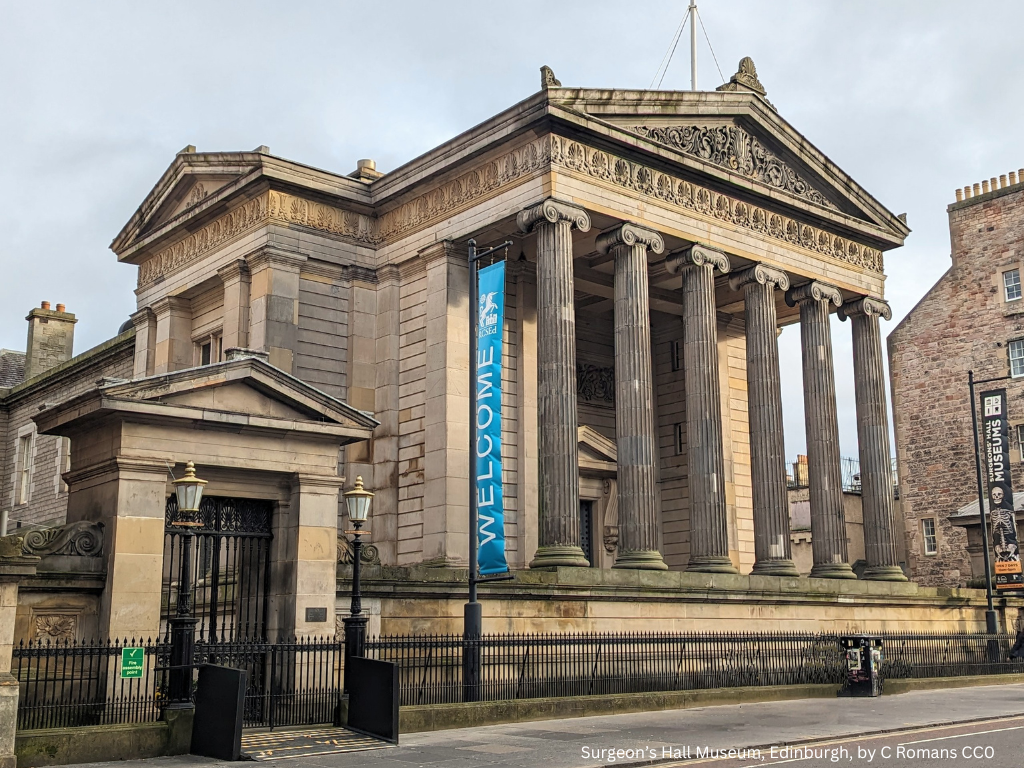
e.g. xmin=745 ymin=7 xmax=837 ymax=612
xmin=980 ymin=389 xmax=1024 ymax=589
xmin=347 ymin=656 xmax=399 ymax=744
xmin=191 ymin=664 xmax=246 ymax=760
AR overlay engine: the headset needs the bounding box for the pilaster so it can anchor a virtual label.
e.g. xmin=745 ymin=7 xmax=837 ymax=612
xmin=839 ymin=297 xmax=907 ymax=581
xmin=597 ymin=222 xmax=667 ymax=570
xmin=786 ymin=281 xmax=855 ymax=579
xmin=217 ymin=259 xmax=251 ymax=352
xmin=246 ymin=246 xmax=307 ymax=374
xmin=151 ymin=296 xmax=192 ymax=375
xmin=518 ymin=198 xmax=591 ymax=569
xmin=730 ymin=264 xmax=798 ymax=576
xmin=130 ymin=307 xmax=157 ymax=378
xmin=666 ymin=244 xmax=737 ymax=574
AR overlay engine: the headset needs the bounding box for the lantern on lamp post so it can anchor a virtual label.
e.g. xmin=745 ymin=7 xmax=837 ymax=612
xmin=166 ymin=461 xmax=207 ymax=708
xmin=342 ymin=476 xmax=373 ymax=692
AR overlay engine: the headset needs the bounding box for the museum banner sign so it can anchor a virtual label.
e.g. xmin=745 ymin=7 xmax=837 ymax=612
xmin=981 ymin=388 xmax=1024 ymax=589
xmin=475 ymin=260 xmax=508 ymax=576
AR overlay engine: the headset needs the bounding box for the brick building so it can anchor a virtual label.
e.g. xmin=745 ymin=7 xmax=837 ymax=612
xmin=890 ymin=169 xmax=1024 ymax=586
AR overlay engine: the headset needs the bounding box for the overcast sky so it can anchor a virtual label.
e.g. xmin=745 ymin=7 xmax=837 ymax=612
xmin=1 ymin=0 xmax=1021 ymax=460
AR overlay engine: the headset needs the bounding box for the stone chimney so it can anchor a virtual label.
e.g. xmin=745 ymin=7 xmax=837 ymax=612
xmin=24 ymin=302 xmax=77 ymax=380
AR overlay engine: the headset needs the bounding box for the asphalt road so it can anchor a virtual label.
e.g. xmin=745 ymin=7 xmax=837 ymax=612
xmin=654 ymin=715 xmax=1024 ymax=767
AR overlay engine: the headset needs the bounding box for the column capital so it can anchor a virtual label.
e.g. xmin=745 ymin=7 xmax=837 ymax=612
xmin=728 ymin=263 xmax=790 ymax=292
xmin=216 ymin=258 xmax=250 ymax=282
xmin=517 ymin=198 xmax=591 ymax=234
xmin=838 ymin=296 xmax=892 ymax=322
xmin=596 ymin=222 xmax=665 ymax=255
xmin=150 ymin=295 xmax=191 ymax=316
xmin=785 ymin=280 xmax=842 ymax=308
xmin=245 ymin=245 xmax=307 ymax=273
xmin=665 ymin=244 xmax=730 ymax=275
xmin=130 ymin=306 xmax=156 ymax=328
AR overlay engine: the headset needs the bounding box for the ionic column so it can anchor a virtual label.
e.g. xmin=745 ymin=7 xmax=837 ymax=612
xmin=785 ymin=281 xmax=856 ymax=579
xmin=839 ymin=297 xmax=908 ymax=581
xmin=730 ymin=264 xmax=799 ymax=576
xmin=597 ymin=223 xmax=667 ymax=570
xmin=517 ymin=199 xmax=592 ymax=568
xmin=666 ymin=245 xmax=737 ymax=574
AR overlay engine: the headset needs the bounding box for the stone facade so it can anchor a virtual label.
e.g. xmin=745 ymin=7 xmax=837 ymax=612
xmin=5 ymin=61 xmax=982 ymax=643
xmin=890 ymin=170 xmax=1024 ymax=586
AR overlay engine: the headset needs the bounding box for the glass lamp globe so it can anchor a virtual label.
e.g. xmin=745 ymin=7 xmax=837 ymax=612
xmin=171 ymin=461 xmax=207 ymax=527
xmin=344 ymin=476 xmax=374 ymax=525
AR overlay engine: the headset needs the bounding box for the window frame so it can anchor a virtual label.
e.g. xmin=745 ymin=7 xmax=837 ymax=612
xmin=921 ymin=518 xmax=938 ymax=556
xmin=1010 ymin=338 xmax=1024 ymax=378
xmin=1005 ymin=269 xmax=1022 ymax=302
xmin=193 ymin=331 xmax=223 ymax=367
xmin=15 ymin=429 xmax=35 ymax=506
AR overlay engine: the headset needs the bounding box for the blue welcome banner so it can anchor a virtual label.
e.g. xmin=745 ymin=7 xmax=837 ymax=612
xmin=475 ymin=260 xmax=508 ymax=576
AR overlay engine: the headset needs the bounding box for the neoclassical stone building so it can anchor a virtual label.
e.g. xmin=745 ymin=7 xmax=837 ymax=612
xmin=3 ymin=61 xmax=1012 ymax=641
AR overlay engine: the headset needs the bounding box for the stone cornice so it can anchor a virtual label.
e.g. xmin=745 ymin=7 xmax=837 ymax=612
xmin=596 ymin=222 xmax=665 ymax=255
xmin=517 ymin=197 xmax=592 ymax=234
xmin=838 ymin=296 xmax=891 ymax=321
xmin=729 ymin=263 xmax=790 ymax=292
xmin=134 ymin=134 xmax=888 ymax=289
xmin=786 ymin=280 xmax=843 ymax=308
xmin=547 ymin=135 xmax=884 ymax=276
xmin=665 ymin=244 xmax=730 ymax=275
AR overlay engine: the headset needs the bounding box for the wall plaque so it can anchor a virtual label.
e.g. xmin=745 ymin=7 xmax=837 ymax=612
xmin=305 ymin=607 xmax=328 ymax=623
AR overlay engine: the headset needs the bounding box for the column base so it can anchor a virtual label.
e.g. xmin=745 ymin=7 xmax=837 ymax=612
xmin=685 ymin=556 xmax=739 ymax=574
xmin=863 ymin=564 xmax=909 ymax=582
xmin=613 ymin=550 xmax=668 ymax=570
xmin=751 ymin=559 xmax=800 ymax=577
xmin=810 ymin=561 xmax=857 ymax=579
xmin=530 ymin=545 xmax=590 ymax=569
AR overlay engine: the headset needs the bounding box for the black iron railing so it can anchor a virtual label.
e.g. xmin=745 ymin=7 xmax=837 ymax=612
xmin=13 ymin=631 xmax=1024 ymax=731
xmin=13 ymin=637 xmax=169 ymax=730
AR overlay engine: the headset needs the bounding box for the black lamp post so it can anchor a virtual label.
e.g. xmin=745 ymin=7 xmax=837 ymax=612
xmin=342 ymin=476 xmax=373 ymax=692
xmin=167 ymin=461 xmax=206 ymax=708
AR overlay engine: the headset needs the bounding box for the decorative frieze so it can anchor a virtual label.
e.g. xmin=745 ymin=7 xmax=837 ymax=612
xmin=138 ymin=133 xmax=883 ymax=286
xmin=627 ymin=125 xmax=833 ymax=209
xmin=547 ymin=135 xmax=883 ymax=274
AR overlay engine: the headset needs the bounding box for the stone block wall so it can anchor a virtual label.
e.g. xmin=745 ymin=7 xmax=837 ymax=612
xmin=0 ymin=333 xmax=135 ymax=529
xmin=890 ymin=180 xmax=1024 ymax=586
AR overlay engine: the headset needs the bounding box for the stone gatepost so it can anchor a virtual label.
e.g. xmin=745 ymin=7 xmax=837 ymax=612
xmin=0 ymin=537 xmax=39 ymax=768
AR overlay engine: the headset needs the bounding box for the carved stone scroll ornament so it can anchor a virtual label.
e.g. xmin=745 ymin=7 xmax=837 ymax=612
xmin=34 ymin=614 xmax=77 ymax=641
xmin=595 ymin=222 xmax=665 ymax=255
xmin=540 ymin=65 xmax=561 ymax=89
xmin=665 ymin=244 xmax=730 ymax=276
xmin=837 ymin=296 xmax=892 ymax=322
xmin=627 ymin=124 xmax=831 ymax=209
xmin=516 ymin=198 xmax=592 ymax=234
xmin=785 ymin=280 xmax=843 ymax=309
xmin=728 ymin=263 xmax=790 ymax=293
xmin=337 ymin=536 xmax=380 ymax=566
xmin=23 ymin=521 xmax=103 ymax=558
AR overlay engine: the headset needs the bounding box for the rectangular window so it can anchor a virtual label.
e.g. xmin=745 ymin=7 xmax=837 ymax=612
xmin=16 ymin=434 xmax=32 ymax=505
xmin=922 ymin=518 xmax=938 ymax=556
xmin=1011 ymin=339 xmax=1024 ymax=377
xmin=674 ymin=423 xmax=685 ymax=456
xmin=194 ymin=333 xmax=223 ymax=367
xmin=670 ymin=340 xmax=682 ymax=372
xmin=200 ymin=342 xmax=212 ymax=366
xmin=1005 ymin=269 xmax=1022 ymax=301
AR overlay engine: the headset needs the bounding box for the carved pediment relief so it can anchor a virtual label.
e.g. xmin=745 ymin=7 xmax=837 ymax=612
xmin=626 ymin=124 xmax=835 ymax=210
xmin=143 ymin=173 xmax=243 ymax=235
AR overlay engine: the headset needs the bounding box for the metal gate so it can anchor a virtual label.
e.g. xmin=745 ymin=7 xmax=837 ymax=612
xmin=161 ymin=496 xmax=274 ymax=642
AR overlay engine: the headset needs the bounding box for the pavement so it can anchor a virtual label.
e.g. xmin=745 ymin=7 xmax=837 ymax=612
xmin=62 ymin=683 xmax=1024 ymax=768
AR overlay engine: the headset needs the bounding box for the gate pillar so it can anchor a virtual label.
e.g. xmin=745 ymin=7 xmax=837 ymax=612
xmin=0 ymin=537 xmax=39 ymax=768
xmin=269 ymin=474 xmax=345 ymax=639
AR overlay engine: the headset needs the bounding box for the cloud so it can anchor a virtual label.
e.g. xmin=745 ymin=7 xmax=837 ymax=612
xmin=2 ymin=0 xmax=1019 ymax=460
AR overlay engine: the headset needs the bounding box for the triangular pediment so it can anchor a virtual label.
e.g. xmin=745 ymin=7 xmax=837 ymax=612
xmin=100 ymin=356 xmax=379 ymax=432
xmin=547 ymin=88 xmax=909 ymax=242
xmin=110 ymin=148 xmax=268 ymax=257
xmin=578 ymin=425 xmax=616 ymax=464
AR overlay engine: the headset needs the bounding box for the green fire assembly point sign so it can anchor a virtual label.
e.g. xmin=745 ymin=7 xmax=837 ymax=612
xmin=121 ymin=647 xmax=144 ymax=679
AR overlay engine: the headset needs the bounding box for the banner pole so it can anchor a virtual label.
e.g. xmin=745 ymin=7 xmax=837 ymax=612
xmin=969 ymin=370 xmax=999 ymax=634
xmin=466 ymin=239 xmax=481 ymax=636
